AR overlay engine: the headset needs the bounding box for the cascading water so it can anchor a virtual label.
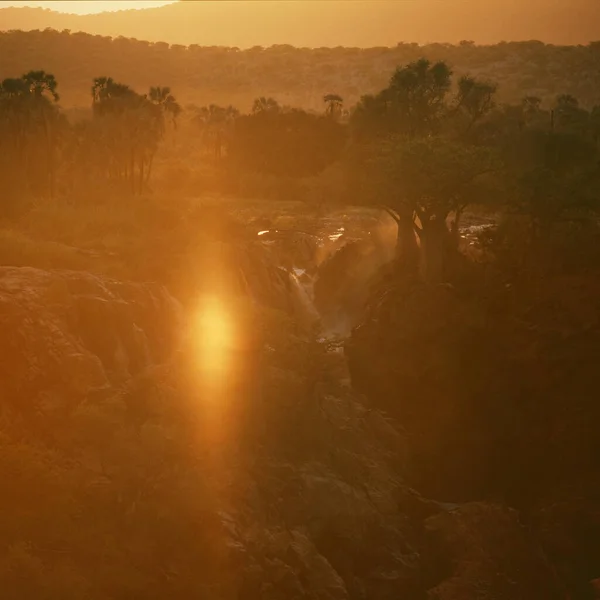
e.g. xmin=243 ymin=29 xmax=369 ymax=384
xmin=257 ymin=223 xmax=392 ymax=339
xmin=286 ymin=267 xmax=321 ymax=327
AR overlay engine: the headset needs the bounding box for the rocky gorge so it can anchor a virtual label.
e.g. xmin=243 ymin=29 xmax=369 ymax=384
xmin=1 ymin=202 xmax=598 ymax=599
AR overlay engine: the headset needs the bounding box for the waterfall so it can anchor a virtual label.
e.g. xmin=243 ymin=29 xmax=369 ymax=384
xmin=287 ymin=268 xmax=321 ymax=327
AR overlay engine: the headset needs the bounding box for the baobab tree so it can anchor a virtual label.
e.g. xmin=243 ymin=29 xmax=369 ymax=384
xmin=349 ymin=59 xmax=500 ymax=281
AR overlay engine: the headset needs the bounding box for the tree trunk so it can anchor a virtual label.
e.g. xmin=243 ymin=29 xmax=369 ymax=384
xmin=130 ymin=148 xmax=136 ymax=195
xmin=145 ymin=152 xmax=154 ymax=184
xmin=215 ymin=130 xmax=222 ymax=160
xmin=449 ymin=207 xmax=464 ymax=251
xmin=395 ymin=209 xmax=420 ymax=276
xmin=420 ymin=218 xmax=453 ymax=284
xmin=139 ymin=157 xmax=145 ymax=195
xmin=41 ymin=107 xmax=54 ymax=199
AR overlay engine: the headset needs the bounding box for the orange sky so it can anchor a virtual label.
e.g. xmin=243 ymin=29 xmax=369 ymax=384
xmin=2 ymin=1 xmax=176 ymax=14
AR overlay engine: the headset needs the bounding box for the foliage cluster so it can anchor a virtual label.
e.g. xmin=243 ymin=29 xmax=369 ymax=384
xmin=1 ymin=30 xmax=600 ymax=110
xmin=2 ymin=53 xmax=600 ymax=286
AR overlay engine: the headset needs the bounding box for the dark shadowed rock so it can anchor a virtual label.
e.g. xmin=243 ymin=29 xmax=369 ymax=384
xmin=314 ymin=237 xmax=389 ymax=334
xmin=346 ymin=273 xmax=600 ymax=505
xmin=425 ymin=503 xmax=564 ymax=599
xmin=531 ymin=486 xmax=600 ymax=599
xmin=345 ymin=269 xmax=600 ymax=595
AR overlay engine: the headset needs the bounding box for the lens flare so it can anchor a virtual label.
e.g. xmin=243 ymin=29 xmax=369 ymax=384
xmin=193 ymin=295 xmax=235 ymax=385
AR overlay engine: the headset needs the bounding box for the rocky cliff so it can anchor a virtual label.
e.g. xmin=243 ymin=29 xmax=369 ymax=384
xmin=0 ymin=262 xmax=566 ymax=598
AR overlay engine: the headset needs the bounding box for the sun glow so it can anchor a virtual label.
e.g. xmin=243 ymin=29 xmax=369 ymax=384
xmin=4 ymin=1 xmax=176 ymax=15
xmin=193 ymin=295 xmax=235 ymax=384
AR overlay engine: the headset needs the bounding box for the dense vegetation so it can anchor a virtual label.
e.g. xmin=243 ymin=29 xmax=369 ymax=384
xmin=3 ymin=41 xmax=600 ymax=599
xmin=3 ymin=54 xmax=599 ymax=275
xmin=2 ymin=0 xmax=599 ymax=48
xmin=1 ymin=29 xmax=600 ymax=110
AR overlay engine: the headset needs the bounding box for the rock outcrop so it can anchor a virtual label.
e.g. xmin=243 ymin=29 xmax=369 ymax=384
xmin=0 ymin=266 xmax=182 ymax=410
xmin=0 ymin=264 xmax=430 ymax=599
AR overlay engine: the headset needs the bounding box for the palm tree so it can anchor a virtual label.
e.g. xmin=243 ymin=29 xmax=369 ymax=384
xmin=0 ymin=71 xmax=61 ymax=198
xmin=148 ymin=85 xmax=182 ymax=133
xmin=0 ymin=77 xmax=30 ymax=155
xmin=323 ymin=93 xmax=343 ymax=119
xmin=145 ymin=86 xmax=182 ymax=182
xmin=91 ymin=76 xmax=165 ymax=194
xmin=24 ymin=71 xmax=61 ymax=198
xmin=23 ymin=70 xmax=59 ymax=102
xmin=194 ymin=104 xmax=239 ymax=159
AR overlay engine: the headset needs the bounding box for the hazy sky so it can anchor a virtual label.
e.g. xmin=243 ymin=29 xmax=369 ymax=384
xmin=1 ymin=1 xmax=176 ymax=13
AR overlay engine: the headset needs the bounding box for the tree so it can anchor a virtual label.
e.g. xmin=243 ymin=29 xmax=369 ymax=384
xmin=0 ymin=70 xmax=61 ymax=200
xmin=508 ymin=128 xmax=599 ymax=224
xmin=347 ymin=59 xmax=500 ymax=280
xmin=229 ymin=108 xmax=346 ymax=178
xmin=591 ymin=105 xmax=600 ymax=147
xmin=323 ymin=94 xmax=343 ymax=120
xmin=89 ymin=77 xmax=176 ymax=194
xmin=148 ymin=85 xmax=182 ymax=134
xmin=145 ymin=85 xmax=181 ymax=180
xmin=353 ymin=136 xmax=499 ymax=281
xmin=454 ymin=75 xmax=497 ymax=133
xmin=193 ymin=104 xmax=239 ymax=159
xmin=25 ymin=71 xmax=61 ymax=198
xmin=91 ymin=76 xmax=135 ymax=111
xmin=252 ymin=96 xmax=280 ymax=115
xmin=553 ymin=94 xmax=589 ymax=134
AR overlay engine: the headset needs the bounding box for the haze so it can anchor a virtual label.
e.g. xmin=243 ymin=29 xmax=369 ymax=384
xmin=3 ymin=0 xmax=600 ymax=599
xmin=1 ymin=0 xmax=599 ymax=46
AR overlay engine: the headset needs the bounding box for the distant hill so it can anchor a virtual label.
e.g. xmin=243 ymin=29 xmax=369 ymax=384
xmin=1 ymin=0 xmax=600 ymax=48
xmin=1 ymin=29 xmax=599 ymax=111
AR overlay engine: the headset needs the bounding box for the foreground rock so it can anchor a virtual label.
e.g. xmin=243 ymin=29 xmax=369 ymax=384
xmin=0 ymin=265 xmax=430 ymax=599
xmin=2 ymin=264 xmax=585 ymax=599
xmin=0 ymin=266 xmax=182 ymax=410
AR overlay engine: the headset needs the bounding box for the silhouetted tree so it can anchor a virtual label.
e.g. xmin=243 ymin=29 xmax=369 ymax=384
xmin=252 ymin=96 xmax=280 ymax=115
xmin=454 ymin=75 xmax=497 ymax=133
xmin=0 ymin=70 xmax=61 ymax=200
xmin=323 ymin=94 xmax=343 ymax=120
xmin=88 ymin=77 xmax=176 ymax=193
xmin=193 ymin=104 xmax=239 ymax=159
xmin=230 ymin=108 xmax=346 ymax=177
xmin=351 ymin=59 xmax=453 ymax=140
